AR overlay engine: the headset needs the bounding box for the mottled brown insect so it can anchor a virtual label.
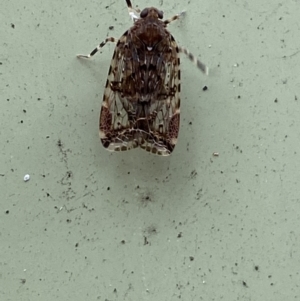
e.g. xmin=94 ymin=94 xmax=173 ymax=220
xmin=77 ymin=0 xmax=208 ymax=156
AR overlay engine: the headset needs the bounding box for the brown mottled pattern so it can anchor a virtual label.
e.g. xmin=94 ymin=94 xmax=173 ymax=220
xmin=168 ymin=112 xmax=180 ymax=140
xmin=78 ymin=0 xmax=208 ymax=156
xmin=98 ymin=5 xmax=182 ymax=156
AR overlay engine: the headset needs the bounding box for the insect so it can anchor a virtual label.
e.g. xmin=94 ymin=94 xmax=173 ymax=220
xmin=77 ymin=0 xmax=208 ymax=156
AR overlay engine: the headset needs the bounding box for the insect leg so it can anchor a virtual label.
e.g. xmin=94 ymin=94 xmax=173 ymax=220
xmin=77 ymin=37 xmax=116 ymax=59
xmin=179 ymin=46 xmax=209 ymax=75
xmin=125 ymin=0 xmax=140 ymax=22
xmin=164 ymin=11 xmax=186 ymax=25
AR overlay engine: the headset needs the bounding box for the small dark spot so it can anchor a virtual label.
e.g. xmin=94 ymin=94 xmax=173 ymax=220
xmin=66 ymin=219 xmax=71 ymax=223
xmin=23 ymin=109 xmax=27 ymax=113
xmin=109 ymin=25 xmax=114 ymax=30
xmin=143 ymin=236 xmax=149 ymax=245
xmin=274 ymin=98 xmax=278 ymax=103
xmin=237 ymin=95 xmax=241 ymax=99
xmin=20 ymin=120 xmax=23 ymax=124
xmin=140 ymin=193 xmax=153 ymax=206
xmin=37 ymin=97 xmax=41 ymax=101
xmin=75 ymin=243 xmax=79 ymax=247
xmin=113 ymin=288 xmax=117 ymax=293
xmin=20 ymin=279 xmax=26 ymax=284
xmin=177 ymin=232 xmax=182 ymax=238
xmin=5 ymin=210 xmax=9 ymax=214
xmin=190 ymin=169 xmax=197 ymax=179
xmin=254 ymin=265 xmax=259 ymax=271
xmin=121 ymin=240 xmax=125 ymax=244
xmin=222 ymin=15 xmax=225 ymax=17
xmin=11 ymin=23 xmax=15 ymax=29
xmin=57 ymin=139 xmax=62 ymax=148
xmin=46 ymin=193 xmax=50 ymax=197
xmin=202 ymin=86 xmax=208 ymax=91
xmin=146 ymin=225 xmax=157 ymax=235
xmin=107 ymin=187 xmax=110 ymax=191
xmin=189 ymin=121 xmax=192 ymax=125
xmin=242 ymin=281 xmax=248 ymax=287
xmin=189 ymin=256 xmax=194 ymax=261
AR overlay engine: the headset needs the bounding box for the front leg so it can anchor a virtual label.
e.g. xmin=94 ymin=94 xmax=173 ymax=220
xmin=125 ymin=0 xmax=141 ymax=22
xmin=77 ymin=37 xmax=117 ymax=59
xmin=164 ymin=11 xmax=186 ymax=26
xmin=179 ymin=46 xmax=209 ymax=75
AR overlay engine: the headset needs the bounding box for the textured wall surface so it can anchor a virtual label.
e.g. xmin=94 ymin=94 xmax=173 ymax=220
xmin=1 ymin=0 xmax=300 ymax=300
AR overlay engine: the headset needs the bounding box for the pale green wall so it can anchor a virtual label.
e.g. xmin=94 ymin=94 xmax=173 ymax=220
xmin=1 ymin=0 xmax=300 ymax=300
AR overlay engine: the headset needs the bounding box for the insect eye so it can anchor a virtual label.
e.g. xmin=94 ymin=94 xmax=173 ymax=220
xmin=158 ymin=10 xmax=164 ymax=19
xmin=140 ymin=8 xmax=149 ymax=18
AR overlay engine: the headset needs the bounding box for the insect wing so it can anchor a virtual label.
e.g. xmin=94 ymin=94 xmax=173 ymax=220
xmin=140 ymin=36 xmax=181 ymax=155
xmin=99 ymin=34 xmax=138 ymax=152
